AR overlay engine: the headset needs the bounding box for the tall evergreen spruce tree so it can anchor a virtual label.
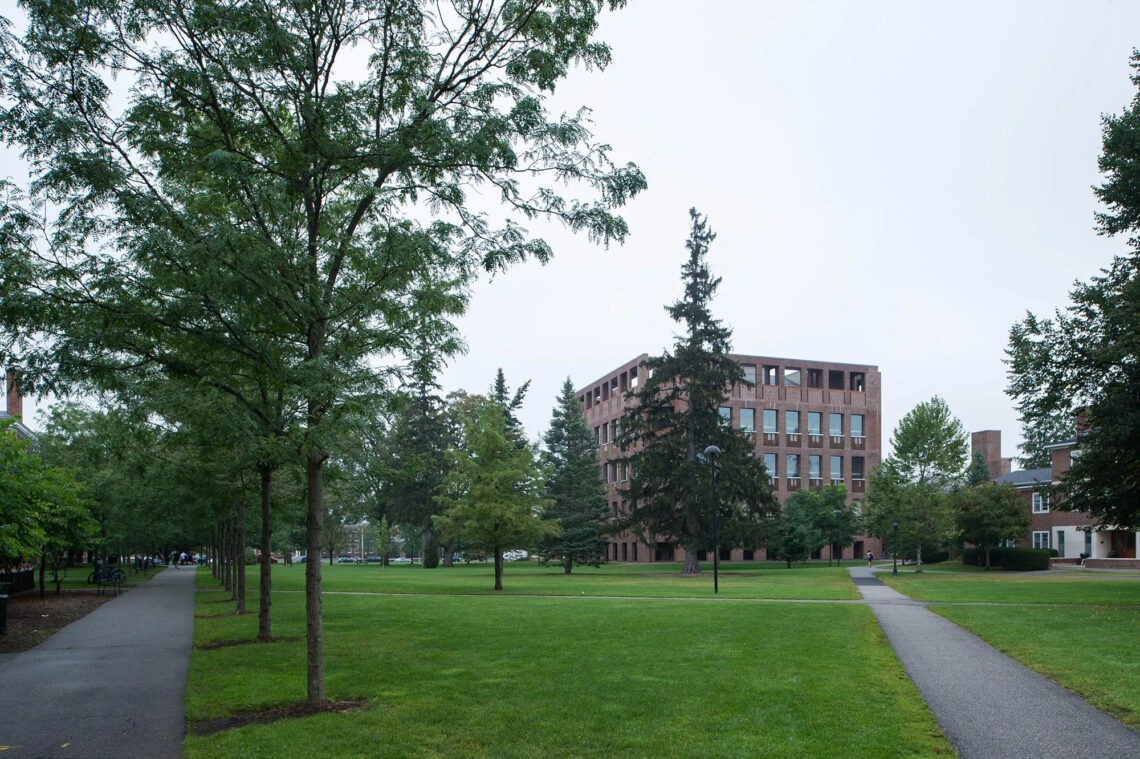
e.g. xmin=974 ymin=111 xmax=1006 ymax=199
xmin=619 ymin=209 xmax=776 ymax=575
xmin=541 ymin=378 xmax=610 ymax=573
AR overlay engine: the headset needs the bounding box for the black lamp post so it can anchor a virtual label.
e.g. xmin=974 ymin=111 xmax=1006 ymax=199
xmin=705 ymin=445 xmax=721 ymax=595
xmin=891 ymin=519 xmax=899 ymax=577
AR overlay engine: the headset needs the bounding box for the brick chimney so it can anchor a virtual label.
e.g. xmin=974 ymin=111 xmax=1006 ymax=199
xmin=6 ymin=368 xmax=22 ymax=419
xmin=970 ymin=430 xmax=1003 ymax=480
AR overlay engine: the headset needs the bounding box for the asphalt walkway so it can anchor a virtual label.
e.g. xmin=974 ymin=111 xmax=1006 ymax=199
xmin=0 ymin=566 xmax=198 ymax=758
xmin=849 ymin=566 xmax=1140 ymax=759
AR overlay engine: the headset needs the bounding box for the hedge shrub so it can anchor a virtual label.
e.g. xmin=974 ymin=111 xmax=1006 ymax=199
xmin=962 ymin=547 xmax=1051 ymax=571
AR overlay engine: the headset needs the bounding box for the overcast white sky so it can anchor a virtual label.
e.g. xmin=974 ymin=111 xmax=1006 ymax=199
xmin=438 ymin=0 xmax=1140 ymax=464
xmin=7 ymin=2 xmax=1140 ymax=467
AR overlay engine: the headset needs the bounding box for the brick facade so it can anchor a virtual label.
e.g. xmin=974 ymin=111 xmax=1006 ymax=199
xmin=578 ymin=353 xmax=883 ymax=563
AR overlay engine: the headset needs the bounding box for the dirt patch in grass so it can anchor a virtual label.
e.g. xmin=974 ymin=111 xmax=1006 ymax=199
xmin=189 ymin=698 xmax=369 ymax=736
xmin=196 ymin=636 xmax=300 ymax=650
xmin=0 ymin=590 xmax=113 ymax=653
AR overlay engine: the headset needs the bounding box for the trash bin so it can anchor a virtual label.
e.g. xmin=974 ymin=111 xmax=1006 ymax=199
xmin=0 ymin=581 xmax=10 ymax=635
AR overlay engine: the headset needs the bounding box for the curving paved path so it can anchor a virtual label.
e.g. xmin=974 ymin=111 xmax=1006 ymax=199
xmin=0 ymin=567 xmax=198 ymax=758
xmin=850 ymin=566 xmax=1140 ymax=759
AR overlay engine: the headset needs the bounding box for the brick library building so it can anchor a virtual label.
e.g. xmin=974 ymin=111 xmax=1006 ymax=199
xmin=579 ymin=354 xmax=883 ymax=564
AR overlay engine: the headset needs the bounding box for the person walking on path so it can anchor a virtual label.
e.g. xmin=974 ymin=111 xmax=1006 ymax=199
xmin=0 ymin=565 xmax=197 ymax=758
xmin=848 ymin=566 xmax=1140 ymax=758
xmin=866 ymin=551 xmax=874 ymax=566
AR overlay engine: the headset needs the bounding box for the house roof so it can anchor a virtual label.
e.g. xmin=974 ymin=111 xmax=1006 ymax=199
xmin=0 ymin=410 xmax=38 ymax=441
xmin=1043 ymin=437 xmax=1078 ymax=450
xmin=994 ymin=467 xmax=1051 ymax=488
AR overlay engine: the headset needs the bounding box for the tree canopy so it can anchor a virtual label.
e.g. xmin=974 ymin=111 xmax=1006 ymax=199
xmin=1006 ymin=50 xmax=1140 ymax=530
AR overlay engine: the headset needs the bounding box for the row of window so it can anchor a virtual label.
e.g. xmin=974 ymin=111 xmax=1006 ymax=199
xmin=718 ymin=408 xmax=865 ymax=439
xmin=742 ymin=364 xmax=867 ymax=392
xmin=581 ymin=367 xmax=640 ymax=409
xmin=763 ymin=453 xmax=865 ymax=481
xmin=601 ymin=454 xmax=865 ymax=485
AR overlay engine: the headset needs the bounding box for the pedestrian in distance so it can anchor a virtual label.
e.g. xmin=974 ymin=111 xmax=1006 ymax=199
xmin=866 ymin=551 xmax=875 ymax=567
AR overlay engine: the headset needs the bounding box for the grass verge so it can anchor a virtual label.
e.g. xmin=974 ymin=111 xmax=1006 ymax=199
xmin=877 ymin=571 xmax=1140 ymax=605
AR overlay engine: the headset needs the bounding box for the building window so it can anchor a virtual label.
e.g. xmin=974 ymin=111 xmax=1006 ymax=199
xmin=601 ymin=422 xmax=609 ymax=447
xmin=850 ymin=372 xmax=865 ymax=391
xmin=808 ymin=412 xmax=822 ymax=436
xmin=764 ymin=453 xmax=777 ymax=481
xmin=785 ymin=410 xmax=800 ymax=434
xmin=851 ymin=456 xmax=865 ymax=480
xmin=809 ymin=455 xmax=821 ymax=480
xmin=763 ymin=409 xmax=777 ymax=435
xmin=622 ymin=462 xmax=629 ymax=482
xmin=785 ymin=368 xmax=801 ymax=387
xmin=718 ymin=406 xmax=732 ymax=426
xmin=1032 ymin=492 xmax=1050 ymax=513
xmin=787 ymin=454 xmax=800 ymax=478
xmin=1032 ymin=531 xmax=1049 ymax=550
xmin=1085 ymin=531 xmax=1092 ymax=555
xmin=829 ymin=413 xmax=843 ymax=437
xmin=828 ymin=370 xmax=844 ymax=390
xmin=1056 ymin=531 xmax=1065 ymax=557
xmin=741 ymin=364 xmax=756 ymax=384
xmin=851 ymin=414 xmax=864 ymax=440
xmin=830 ymin=455 xmax=843 ymax=482
xmin=807 ymin=369 xmax=823 ymax=388
xmin=763 ymin=365 xmax=778 ymax=385
xmin=630 ymin=366 xmax=638 ymax=388
xmin=740 ymin=408 xmax=755 ymax=434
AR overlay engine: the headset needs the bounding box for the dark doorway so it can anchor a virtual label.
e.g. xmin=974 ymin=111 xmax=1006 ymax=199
xmin=655 ymin=542 xmax=675 ymax=562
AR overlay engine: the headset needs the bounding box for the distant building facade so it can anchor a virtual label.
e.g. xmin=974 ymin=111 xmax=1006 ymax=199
xmin=972 ymin=429 xmax=1138 ymax=562
xmin=577 ymin=354 xmax=883 ymax=563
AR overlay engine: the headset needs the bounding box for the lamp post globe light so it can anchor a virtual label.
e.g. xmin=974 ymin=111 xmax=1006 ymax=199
xmin=704 ymin=445 xmax=721 ymax=595
xmin=891 ymin=519 xmax=899 ymax=577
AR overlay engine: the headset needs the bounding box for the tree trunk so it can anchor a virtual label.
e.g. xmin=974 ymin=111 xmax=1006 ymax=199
xmin=305 ymin=449 xmax=326 ymax=704
xmin=258 ymin=465 xmax=273 ymax=641
xmin=236 ymin=499 xmax=247 ymax=613
xmin=38 ymin=552 xmax=45 ymax=598
xmin=442 ymin=539 xmax=454 ymax=568
xmin=223 ymin=517 xmax=232 ymax=593
xmin=494 ymin=551 xmax=503 ymax=590
xmin=915 ymin=541 xmax=924 ymax=573
xmin=984 ymin=545 xmax=991 ymax=570
xmin=564 ymin=557 xmax=573 ymax=575
xmin=682 ymin=546 xmax=701 ymax=575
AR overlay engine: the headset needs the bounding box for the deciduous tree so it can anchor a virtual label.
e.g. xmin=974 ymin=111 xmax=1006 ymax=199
xmin=953 ymin=484 xmax=1029 ymax=569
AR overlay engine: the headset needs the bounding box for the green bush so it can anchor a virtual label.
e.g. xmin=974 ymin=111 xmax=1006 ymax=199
xmin=962 ymin=547 xmax=1051 ymax=571
xmin=923 ymin=550 xmax=949 ymax=564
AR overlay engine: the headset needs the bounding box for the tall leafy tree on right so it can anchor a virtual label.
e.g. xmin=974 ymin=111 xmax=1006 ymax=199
xmin=864 ymin=397 xmax=967 ymax=571
xmin=618 ymin=209 xmax=776 ymax=575
xmin=1006 ymin=51 xmax=1140 ymax=531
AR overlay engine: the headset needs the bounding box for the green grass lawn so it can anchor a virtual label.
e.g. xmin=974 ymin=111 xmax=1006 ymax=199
xmin=934 ymin=604 xmax=1140 ymax=728
xmin=235 ymin=560 xmax=861 ymax=600
xmin=877 ymin=571 xmax=1140 ymax=605
xmin=185 ymin=588 xmax=951 ymax=758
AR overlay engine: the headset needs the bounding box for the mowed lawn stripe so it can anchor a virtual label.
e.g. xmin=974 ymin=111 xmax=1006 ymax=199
xmin=185 ymin=592 xmax=951 ymax=758
xmin=878 ymin=571 xmax=1140 ymax=605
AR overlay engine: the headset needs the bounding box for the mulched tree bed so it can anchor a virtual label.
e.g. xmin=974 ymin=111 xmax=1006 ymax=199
xmin=189 ymin=698 xmax=369 ymax=736
xmin=0 ymin=590 xmax=112 ymax=653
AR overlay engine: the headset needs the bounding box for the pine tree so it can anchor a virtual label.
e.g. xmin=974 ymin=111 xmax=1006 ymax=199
xmin=619 ymin=209 xmax=776 ymax=575
xmin=490 ymin=369 xmax=532 ymax=449
xmin=541 ymin=378 xmax=611 ymax=573
xmin=965 ymin=451 xmax=992 ymax=486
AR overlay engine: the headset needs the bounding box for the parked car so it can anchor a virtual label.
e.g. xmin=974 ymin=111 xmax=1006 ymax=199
xmin=336 ymin=556 xmax=357 ymax=564
xmin=364 ymin=555 xmax=383 ymax=563
xmin=392 ymin=557 xmax=412 ymax=564
xmin=297 ymin=555 xmax=307 ymax=563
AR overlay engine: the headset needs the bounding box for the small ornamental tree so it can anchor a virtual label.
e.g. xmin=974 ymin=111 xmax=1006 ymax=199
xmin=619 ymin=210 xmax=777 ymax=574
xmin=541 ymin=378 xmax=610 ymax=573
xmin=768 ymin=497 xmax=823 ymax=569
xmin=953 ymin=483 xmax=1029 ymax=569
xmin=436 ymin=398 xmax=557 ymax=590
